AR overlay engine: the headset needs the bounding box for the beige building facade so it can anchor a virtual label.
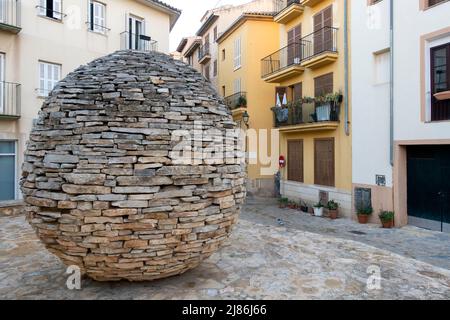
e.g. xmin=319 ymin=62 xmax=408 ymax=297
xmin=0 ymin=0 xmax=180 ymax=203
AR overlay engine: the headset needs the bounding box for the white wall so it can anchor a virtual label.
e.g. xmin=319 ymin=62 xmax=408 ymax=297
xmin=394 ymin=0 xmax=450 ymax=141
xmin=351 ymin=0 xmax=392 ymax=187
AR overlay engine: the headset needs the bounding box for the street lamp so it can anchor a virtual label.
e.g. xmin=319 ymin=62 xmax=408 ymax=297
xmin=242 ymin=111 xmax=249 ymax=128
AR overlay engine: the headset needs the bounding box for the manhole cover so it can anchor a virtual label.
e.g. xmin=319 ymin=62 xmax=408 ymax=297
xmin=349 ymin=230 xmax=367 ymax=235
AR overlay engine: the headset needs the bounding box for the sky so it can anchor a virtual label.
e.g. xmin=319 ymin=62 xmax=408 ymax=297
xmin=165 ymin=0 xmax=252 ymax=52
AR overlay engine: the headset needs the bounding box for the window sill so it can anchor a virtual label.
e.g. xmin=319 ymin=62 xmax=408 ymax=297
xmin=87 ymin=29 xmax=108 ymax=37
xmin=37 ymin=14 xmax=64 ymax=24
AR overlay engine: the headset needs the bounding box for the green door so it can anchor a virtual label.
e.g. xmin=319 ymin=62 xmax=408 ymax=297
xmin=407 ymin=145 xmax=450 ymax=232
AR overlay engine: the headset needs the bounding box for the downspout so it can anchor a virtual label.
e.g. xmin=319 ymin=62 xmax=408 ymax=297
xmin=344 ymin=0 xmax=349 ymax=136
xmin=389 ymin=0 xmax=394 ymax=165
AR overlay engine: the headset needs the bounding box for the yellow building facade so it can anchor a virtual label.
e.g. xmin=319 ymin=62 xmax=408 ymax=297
xmin=263 ymin=0 xmax=352 ymax=216
xmin=217 ymin=13 xmax=280 ymax=196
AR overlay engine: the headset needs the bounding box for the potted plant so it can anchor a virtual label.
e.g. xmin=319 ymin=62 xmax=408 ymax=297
xmin=327 ymin=200 xmax=339 ymax=219
xmin=237 ymin=95 xmax=247 ymax=108
xmin=300 ymin=201 xmax=309 ymax=213
xmin=313 ymin=202 xmax=324 ymax=217
xmin=288 ymin=200 xmax=297 ymax=209
xmin=379 ymin=211 xmax=395 ymax=229
xmin=356 ymin=205 xmax=373 ymax=224
xmin=278 ymin=197 xmax=289 ymax=209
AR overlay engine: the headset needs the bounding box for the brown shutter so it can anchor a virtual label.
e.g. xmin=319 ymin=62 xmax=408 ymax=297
xmin=314 ymin=6 xmax=332 ymax=54
xmin=293 ymin=83 xmax=302 ymax=100
xmin=288 ymin=140 xmax=304 ymax=183
xmin=288 ymin=25 xmax=301 ymax=65
xmin=314 ymin=73 xmax=333 ymax=97
xmin=314 ymin=138 xmax=335 ymax=187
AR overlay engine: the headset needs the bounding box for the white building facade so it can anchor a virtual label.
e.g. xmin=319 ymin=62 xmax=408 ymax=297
xmin=0 ymin=0 xmax=180 ymax=207
xmin=351 ymin=0 xmax=450 ymax=231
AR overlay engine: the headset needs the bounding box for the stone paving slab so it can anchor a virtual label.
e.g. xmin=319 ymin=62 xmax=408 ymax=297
xmin=1 ymin=203 xmax=450 ymax=299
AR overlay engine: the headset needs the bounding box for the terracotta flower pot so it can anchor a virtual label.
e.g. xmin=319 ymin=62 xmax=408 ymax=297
xmin=357 ymin=214 xmax=369 ymax=224
xmin=329 ymin=209 xmax=338 ymax=220
xmin=381 ymin=220 xmax=394 ymax=229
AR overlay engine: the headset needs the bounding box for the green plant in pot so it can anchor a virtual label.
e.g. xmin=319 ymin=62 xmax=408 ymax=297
xmin=379 ymin=211 xmax=395 ymax=228
xmin=327 ymin=200 xmax=339 ymax=220
xmin=356 ymin=205 xmax=373 ymax=224
xmin=278 ymin=197 xmax=289 ymax=209
xmin=300 ymin=201 xmax=308 ymax=213
xmin=313 ymin=202 xmax=324 ymax=217
xmin=237 ymin=95 xmax=247 ymax=108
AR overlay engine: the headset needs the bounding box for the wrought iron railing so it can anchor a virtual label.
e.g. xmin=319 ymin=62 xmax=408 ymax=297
xmin=274 ymin=0 xmax=301 ymax=14
xmin=272 ymin=100 xmax=340 ymax=128
xmin=261 ymin=27 xmax=338 ymax=78
xmin=224 ymin=92 xmax=247 ymax=110
xmin=261 ymin=42 xmax=304 ymax=78
xmin=0 ymin=81 xmax=21 ymax=118
xmin=120 ymin=32 xmax=158 ymax=52
xmin=86 ymin=21 xmax=111 ymax=33
xmin=198 ymin=43 xmax=210 ymax=61
xmin=0 ymin=0 xmax=21 ymax=28
xmin=36 ymin=5 xmax=65 ymax=20
xmin=301 ymin=26 xmax=338 ymax=58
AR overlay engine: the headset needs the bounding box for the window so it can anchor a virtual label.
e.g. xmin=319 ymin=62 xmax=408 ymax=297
xmin=222 ymin=49 xmax=226 ymax=61
xmin=205 ymin=33 xmax=210 ymax=45
xmin=314 ymin=73 xmax=333 ymax=97
xmin=287 ymin=24 xmax=301 ymax=65
xmin=213 ymin=26 xmax=218 ymax=42
xmin=314 ymin=138 xmax=335 ymax=187
xmin=427 ymin=0 xmax=447 ymax=7
xmin=368 ymin=0 xmax=383 ymax=5
xmin=313 ymin=6 xmax=333 ymax=54
xmin=39 ymin=0 xmax=63 ymax=20
xmin=275 ymin=87 xmax=287 ymax=105
xmin=0 ymin=141 xmax=16 ymax=201
xmin=234 ymin=37 xmax=241 ymax=70
xmin=0 ymin=53 xmax=4 ymax=113
xmin=374 ymin=49 xmax=390 ymax=84
xmin=222 ymin=86 xmax=226 ymax=97
xmin=430 ymin=43 xmax=450 ymax=121
xmin=89 ymin=1 xmax=106 ymax=33
xmin=205 ymin=65 xmax=210 ymax=81
xmin=288 ymin=140 xmax=304 ymax=183
xmin=39 ymin=61 xmax=61 ymax=97
xmin=234 ymin=78 xmax=241 ymax=94
xmin=213 ymin=60 xmax=217 ymax=77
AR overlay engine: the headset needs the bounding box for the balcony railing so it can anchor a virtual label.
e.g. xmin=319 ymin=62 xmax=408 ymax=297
xmin=0 ymin=81 xmax=21 ymax=118
xmin=120 ymin=32 xmax=158 ymax=52
xmin=274 ymin=0 xmax=301 ymax=14
xmin=198 ymin=43 xmax=210 ymax=61
xmin=224 ymin=92 xmax=247 ymax=110
xmin=0 ymin=0 xmax=21 ymax=31
xmin=272 ymin=100 xmax=340 ymax=128
xmin=261 ymin=26 xmax=338 ymax=77
xmin=261 ymin=42 xmax=304 ymax=78
xmin=302 ymin=26 xmax=338 ymax=58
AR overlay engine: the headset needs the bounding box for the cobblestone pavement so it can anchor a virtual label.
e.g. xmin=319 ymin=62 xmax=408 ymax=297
xmin=1 ymin=198 xmax=449 ymax=299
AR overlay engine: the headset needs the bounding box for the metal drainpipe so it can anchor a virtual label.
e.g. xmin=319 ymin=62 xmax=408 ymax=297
xmin=389 ymin=0 xmax=394 ymax=166
xmin=344 ymin=0 xmax=350 ymax=136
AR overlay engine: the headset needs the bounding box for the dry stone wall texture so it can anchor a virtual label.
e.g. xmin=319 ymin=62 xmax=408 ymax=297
xmin=20 ymin=50 xmax=246 ymax=281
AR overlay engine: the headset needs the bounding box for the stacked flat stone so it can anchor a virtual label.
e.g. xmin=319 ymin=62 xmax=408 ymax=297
xmin=20 ymin=50 xmax=246 ymax=281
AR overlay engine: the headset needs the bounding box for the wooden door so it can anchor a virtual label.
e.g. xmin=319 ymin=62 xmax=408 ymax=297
xmin=288 ymin=140 xmax=304 ymax=183
xmin=314 ymin=138 xmax=335 ymax=187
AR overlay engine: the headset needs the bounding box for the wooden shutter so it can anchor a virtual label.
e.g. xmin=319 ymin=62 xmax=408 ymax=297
xmin=314 ymin=73 xmax=333 ymax=97
xmin=314 ymin=138 xmax=335 ymax=187
xmin=205 ymin=65 xmax=210 ymax=80
xmin=293 ymin=83 xmax=302 ymax=100
xmin=287 ymin=25 xmax=301 ymax=64
xmin=53 ymin=0 xmax=62 ymax=20
xmin=314 ymin=6 xmax=332 ymax=54
xmin=288 ymin=140 xmax=304 ymax=183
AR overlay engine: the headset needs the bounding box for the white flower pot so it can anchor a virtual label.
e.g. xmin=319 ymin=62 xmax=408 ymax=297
xmin=313 ymin=207 xmax=323 ymax=217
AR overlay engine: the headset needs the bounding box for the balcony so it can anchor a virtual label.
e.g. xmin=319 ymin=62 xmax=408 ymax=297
xmin=301 ymin=0 xmax=326 ymax=7
xmin=120 ymin=32 xmax=158 ymax=52
xmin=0 ymin=81 xmax=21 ymax=119
xmin=224 ymin=92 xmax=247 ymax=111
xmin=272 ymin=99 xmax=340 ymax=132
xmin=261 ymin=42 xmax=305 ymax=83
xmin=274 ymin=0 xmax=304 ymax=24
xmin=300 ymin=26 xmax=338 ymax=69
xmin=0 ymin=0 xmax=21 ymax=33
xmin=198 ymin=43 xmax=211 ymax=64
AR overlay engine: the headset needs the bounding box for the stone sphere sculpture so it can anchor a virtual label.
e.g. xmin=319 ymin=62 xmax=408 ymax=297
xmin=21 ymin=50 xmax=246 ymax=281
